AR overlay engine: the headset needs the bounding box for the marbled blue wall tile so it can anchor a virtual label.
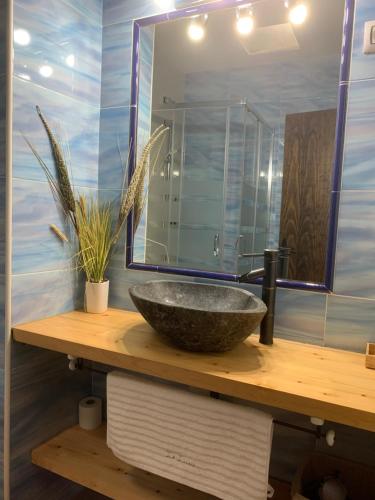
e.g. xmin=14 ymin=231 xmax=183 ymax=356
xmin=10 ymin=343 xmax=90 ymax=499
xmin=325 ymin=295 xmax=375 ymax=352
xmin=107 ymin=269 xmax=137 ymax=310
xmin=103 ymin=0 xmax=175 ymax=27
xmin=63 ymin=0 xmax=103 ymax=25
xmin=107 ymin=267 xmax=167 ymax=309
xmin=99 ymin=188 xmax=127 ymax=270
xmin=334 ymin=190 xmax=375 ymax=298
xmin=101 ymin=21 xmax=132 ymax=108
xmin=274 ymin=288 xmax=327 ymax=345
xmin=13 ymin=78 xmax=100 ymax=187
xmin=14 ymin=0 xmax=102 ymax=106
xmin=350 ymin=0 xmax=375 ymax=81
xmin=137 ymin=24 xmax=154 ymax=146
xmin=12 ymin=270 xmax=83 ymax=325
xmin=12 ymin=179 xmax=76 ymax=274
xmin=99 ymin=106 xmax=130 ymax=189
xmin=342 ymin=80 xmax=375 ymax=190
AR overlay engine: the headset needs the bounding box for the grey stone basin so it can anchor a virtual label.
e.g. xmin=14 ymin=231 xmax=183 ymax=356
xmin=129 ymin=280 xmax=267 ymax=353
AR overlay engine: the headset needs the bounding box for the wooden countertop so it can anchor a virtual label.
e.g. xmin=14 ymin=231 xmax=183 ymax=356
xmin=13 ymin=308 xmax=375 ymax=432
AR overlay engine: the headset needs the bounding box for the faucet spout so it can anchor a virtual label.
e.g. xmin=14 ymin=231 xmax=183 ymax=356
xmin=239 ymin=267 xmax=265 ymax=282
xmin=237 ymin=249 xmax=278 ymax=346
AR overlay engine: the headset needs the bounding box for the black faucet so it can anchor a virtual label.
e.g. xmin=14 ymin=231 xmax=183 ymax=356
xmin=238 ymin=249 xmax=279 ymax=345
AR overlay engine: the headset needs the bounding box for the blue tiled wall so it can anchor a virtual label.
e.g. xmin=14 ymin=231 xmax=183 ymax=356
xmin=8 ymin=0 xmax=375 ymax=495
xmin=99 ymin=0 xmax=375 ymax=354
xmin=11 ymin=0 xmax=102 ymax=496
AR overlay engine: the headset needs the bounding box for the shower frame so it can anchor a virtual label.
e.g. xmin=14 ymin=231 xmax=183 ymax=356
xmin=126 ymin=0 xmax=355 ymax=293
xmin=146 ymin=99 xmax=274 ymax=272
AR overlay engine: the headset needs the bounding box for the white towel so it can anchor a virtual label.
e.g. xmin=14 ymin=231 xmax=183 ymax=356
xmin=107 ymin=371 xmax=274 ymax=500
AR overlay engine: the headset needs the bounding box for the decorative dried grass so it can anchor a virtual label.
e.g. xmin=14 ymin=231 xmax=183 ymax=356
xmin=50 ymin=224 xmax=69 ymax=243
xmin=36 ymin=106 xmax=76 ymax=215
xmin=75 ymin=195 xmax=113 ymax=283
xmin=114 ymin=125 xmax=169 ymax=241
xmin=27 ymin=106 xmax=169 ymax=282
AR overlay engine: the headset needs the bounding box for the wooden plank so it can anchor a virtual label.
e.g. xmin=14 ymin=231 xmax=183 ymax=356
xmin=13 ymin=308 xmax=375 ymax=432
xmin=32 ymin=425 xmax=216 ymax=499
xmin=280 ymin=109 xmax=337 ymax=282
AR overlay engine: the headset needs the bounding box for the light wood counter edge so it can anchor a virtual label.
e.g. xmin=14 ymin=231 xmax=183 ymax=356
xmin=12 ymin=308 xmax=375 ymax=433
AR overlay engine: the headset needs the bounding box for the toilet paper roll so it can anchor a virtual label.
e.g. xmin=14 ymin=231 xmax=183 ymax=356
xmin=79 ymin=396 xmax=102 ymax=431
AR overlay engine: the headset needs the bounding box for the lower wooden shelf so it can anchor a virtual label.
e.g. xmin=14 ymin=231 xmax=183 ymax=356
xmin=32 ymin=425 xmax=291 ymax=500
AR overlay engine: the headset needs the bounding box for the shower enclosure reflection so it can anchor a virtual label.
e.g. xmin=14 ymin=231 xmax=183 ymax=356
xmin=130 ymin=0 xmax=347 ymax=286
xmin=143 ymin=99 xmax=275 ymax=275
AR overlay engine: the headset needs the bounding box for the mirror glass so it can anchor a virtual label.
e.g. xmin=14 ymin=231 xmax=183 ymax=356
xmin=132 ymin=0 xmax=346 ymax=284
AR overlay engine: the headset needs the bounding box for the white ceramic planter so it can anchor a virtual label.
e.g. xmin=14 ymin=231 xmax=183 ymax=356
xmin=85 ymin=280 xmax=109 ymax=314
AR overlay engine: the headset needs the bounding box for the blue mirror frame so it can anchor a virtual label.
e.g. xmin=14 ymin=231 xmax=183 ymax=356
xmin=126 ymin=0 xmax=355 ymax=293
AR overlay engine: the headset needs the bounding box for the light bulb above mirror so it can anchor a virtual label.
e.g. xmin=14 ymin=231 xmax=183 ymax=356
xmin=186 ymin=1 xmax=308 ymax=43
xmin=287 ymin=1 xmax=308 ymax=25
xmin=236 ymin=7 xmax=255 ymax=36
xmin=187 ymin=15 xmax=208 ymax=42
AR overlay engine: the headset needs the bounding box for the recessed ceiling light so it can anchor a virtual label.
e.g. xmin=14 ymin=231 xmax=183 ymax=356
xmin=14 ymin=28 xmax=31 ymax=46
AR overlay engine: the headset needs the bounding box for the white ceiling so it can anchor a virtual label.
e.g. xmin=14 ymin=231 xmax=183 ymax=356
xmin=153 ymin=0 xmax=345 ymax=75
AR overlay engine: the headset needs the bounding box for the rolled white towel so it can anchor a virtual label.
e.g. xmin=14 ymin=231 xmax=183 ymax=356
xmin=107 ymin=371 xmax=274 ymax=500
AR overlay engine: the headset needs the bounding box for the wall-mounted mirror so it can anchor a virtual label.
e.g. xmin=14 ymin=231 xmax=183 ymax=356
xmin=128 ymin=0 xmax=353 ymax=291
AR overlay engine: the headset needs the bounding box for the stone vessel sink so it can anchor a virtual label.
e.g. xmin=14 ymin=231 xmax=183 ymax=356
xmin=129 ymin=280 xmax=267 ymax=353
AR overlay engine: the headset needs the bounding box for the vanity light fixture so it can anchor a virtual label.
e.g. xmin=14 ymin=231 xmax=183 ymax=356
xmin=236 ymin=6 xmax=255 ymax=36
xmin=287 ymin=1 xmax=308 ymax=25
xmin=187 ymin=15 xmax=208 ymax=42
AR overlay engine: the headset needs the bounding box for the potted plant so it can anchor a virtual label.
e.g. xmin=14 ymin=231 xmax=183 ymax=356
xmin=27 ymin=106 xmax=168 ymax=313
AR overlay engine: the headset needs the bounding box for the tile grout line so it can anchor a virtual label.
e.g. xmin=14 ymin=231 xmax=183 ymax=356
xmin=13 ymin=268 xmax=79 ymax=278
xmin=13 ymin=176 xmax=98 ymax=188
xmin=13 ymin=76 xmax=101 ymax=112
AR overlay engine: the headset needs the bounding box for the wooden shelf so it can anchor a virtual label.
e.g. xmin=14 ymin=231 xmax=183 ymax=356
xmin=32 ymin=425 xmax=215 ymax=499
xmin=32 ymin=425 xmax=291 ymax=500
xmin=13 ymin=308 xmax=375 ymax=432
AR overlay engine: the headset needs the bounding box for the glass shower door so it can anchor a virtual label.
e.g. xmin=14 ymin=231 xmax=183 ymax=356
xmin=238 ymin=113 xmax=274 ymax=275
xmin=177 ymin=107 xmax=227 ymax=271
